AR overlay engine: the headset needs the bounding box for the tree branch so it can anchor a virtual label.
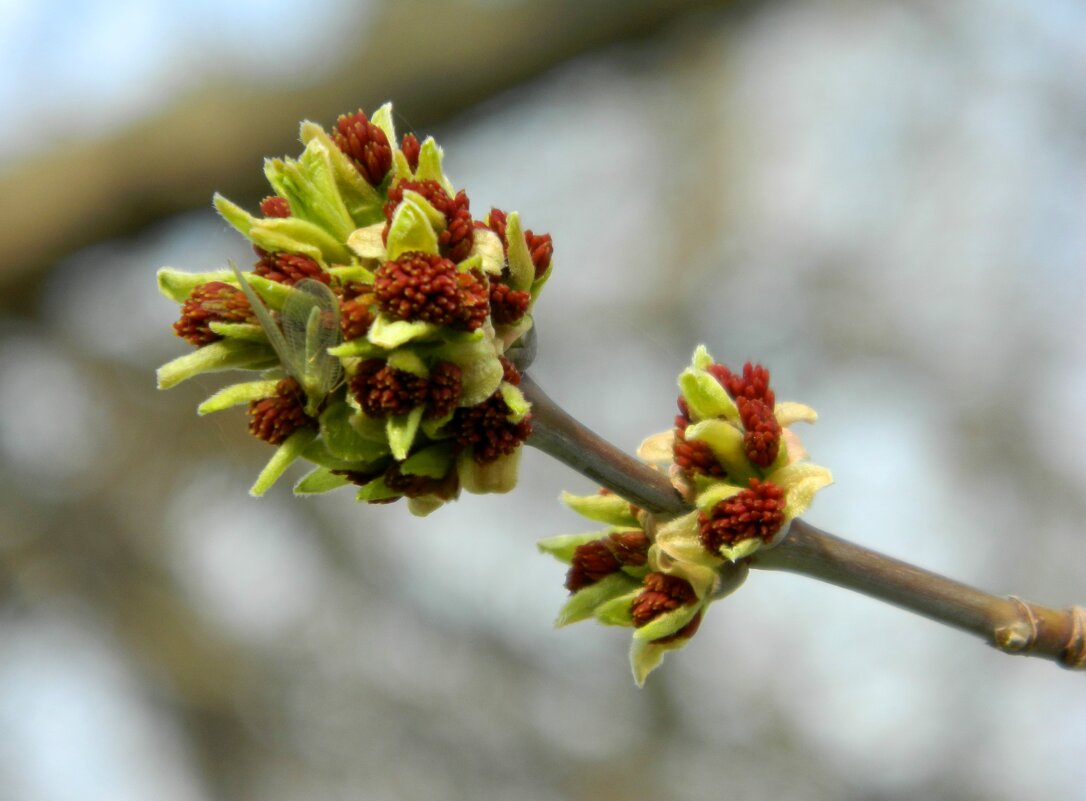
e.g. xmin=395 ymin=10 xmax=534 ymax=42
xmin=521 ymin=373 xmax=1086 ymax=671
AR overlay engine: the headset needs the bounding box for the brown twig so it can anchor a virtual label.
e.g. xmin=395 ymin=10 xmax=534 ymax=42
xmin=521 ymin=373 xmax=1086 ymax=671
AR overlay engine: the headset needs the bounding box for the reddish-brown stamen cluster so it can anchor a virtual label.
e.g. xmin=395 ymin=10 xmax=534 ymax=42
xmin=374 ymin=252 xmax=487 ymax=331
xmin=699 ymin=478 xmax=786 ymax=553
xmin=350 ymin=359 xmax=428 ymax=417
xmin=456 ymin=268 xmax=490 ymax=331
xmin=525 ymin=230 xmax=553 ymax=278
xmin=259 ymin=195 xmax=291 ymax=218
xmin=253 ymin=250 xmax=329 ymax=286
xmin=449 ymin=389 xmax=532 ymax=463
xmin=248 ymin=378 xmax=316 ymax=445
xmin=340 ymin=290 xmax=376 ymax=341
xmin=400 ymin=133 xmax=420 ymax=171
xmin=426 ymin=361 xmax=463 ymax=420
xmin=711 ymin=362 xmax=775 ymax=407
xmin=631 ymin=572 xmax=697 ymax=628
xmin=173 ymin=281 xmax=255 ymax=346
xmin=488 ymin=280 xmax=531 ymax=325
xmin=332 ymin=110 xmax=392 ymax=186
xmin=384 ymin=180 xmax=474 ymax=262
xmin=705 ymin=361 xmax=782 ymax=469
xmin=349 ymin=359 xmax=461 ymax=419
xmin=565 ymin=530 xmax=651 ymax=592
xmin=672 ymin=397 xmax=726 ymax=477
xmin=499 ymin=357 xmax=521 ymax=385
xmin=740 ymin=398 xmax=781 ymax=467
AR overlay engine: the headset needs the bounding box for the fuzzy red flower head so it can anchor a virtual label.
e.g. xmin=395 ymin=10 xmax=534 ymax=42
xmin=173 ymin=281 xmax=255 ymax=346
xmin=248 ymin=378 xmax=317 ymax=445
xmin=332 ymin=110 xmax=393 ymax=185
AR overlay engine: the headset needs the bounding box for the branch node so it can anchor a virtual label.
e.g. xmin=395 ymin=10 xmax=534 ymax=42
xmin=994 ymin=596 xmax=1039 ymax=653
xmin=1061 ymin=606 xmax=1086 ymax=670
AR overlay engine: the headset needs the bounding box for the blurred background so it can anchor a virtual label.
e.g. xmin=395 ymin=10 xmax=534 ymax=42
xmin=2 ymin=0 xmax=1085 ymax=798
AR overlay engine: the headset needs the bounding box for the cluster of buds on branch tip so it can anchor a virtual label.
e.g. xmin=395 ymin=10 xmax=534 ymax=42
xmin=538 ymin=347 xmax=832 ymax=683
xmin=156 ymin=102 xmax=1086 ymax=683
xmin=156 ymin=104 xmax=845 ymax=684
xmin=157 ymin=103 xmax=552 ymax=515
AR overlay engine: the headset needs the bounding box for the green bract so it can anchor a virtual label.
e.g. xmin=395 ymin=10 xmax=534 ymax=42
xmin=157 ymin=103 xmax=552 ymax=512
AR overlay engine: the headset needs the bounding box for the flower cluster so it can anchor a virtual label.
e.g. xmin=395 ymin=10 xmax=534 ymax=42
xmin=156 ymin=104 xmax=552 ymax=514
xmin=539 ymin=346 xmax=831 ymax=683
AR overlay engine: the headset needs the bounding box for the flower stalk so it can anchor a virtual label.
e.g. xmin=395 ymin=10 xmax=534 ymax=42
xmin=521 ymin=373 xmax=1086 ymax=671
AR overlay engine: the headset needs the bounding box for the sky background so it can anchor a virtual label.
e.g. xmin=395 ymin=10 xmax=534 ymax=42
xmin=2 ymin=1 xmax=1085 ymax=799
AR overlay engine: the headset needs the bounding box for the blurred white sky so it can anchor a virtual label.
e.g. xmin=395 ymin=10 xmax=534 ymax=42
xmin=0 ymin=0 xmax=368 ymax=160
xmin=3 ymin=1 xmax=1086 ymax=800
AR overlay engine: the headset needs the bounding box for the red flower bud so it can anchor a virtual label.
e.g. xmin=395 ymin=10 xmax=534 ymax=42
xmin=253 ymin=251 xmax=329 ymax=286
xmin=173 ymin=281 xmax=255 ymax=346
xmin=259 ymin=195 xmax=291 ymax=218
xmin=449 ymin=390 xmax=532 ymax=464
xmin=248 ymin=378 xmax=316 ymax=445
xmin=631 ymin=572 xmax=697 ymax=628
xmin=699 ymin=478 xmax=786 ymax=553
xmin=332 ymin=110 xmax=392 ymax=185
xmin=400 ymin=133 xmax=421 ymax=171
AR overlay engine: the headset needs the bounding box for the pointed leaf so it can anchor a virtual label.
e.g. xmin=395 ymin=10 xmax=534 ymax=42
xmin=630 ymin=640 xmax=668 ymax=687
xmin=250 ymin=217 xmax=351 ymax=264
xmin=264 ymin=140 xmax=354 ymax=241
xmin=386 ymin=198 xmax=439 ymax=261
xmin=368 ymin=103 xmax=397 ymax=158
xmin=561 ymin=491 xmax=639 ymax=527
xmin=555 ymin=573 xmax=639 ymax=627
xmin=207 ymin=322 xmax=266 ymax=343
xmin=387 ymin=405 xmax=425 ymax=460
xmin=691 ymin=345 xmax=714 ymax=370
xmin=775 ymin=401 xmax=818 ymax=427
xmin=636 ymin=430 xmax=675 ymax=465
xmin=355 ymin=476 xmax=402 ymax=503
xmin=197 ymin=379 xmax=279 ymax=415
xmin=407 ymin=495 xmax=447 ymax=517
xmin=471 ymin=227 xmax=505 ymax=275
xmin=294 ymin=466 xmax=351 ymax=494
xmin=718 ymin=538 xmax=764 ymax=562
xmin=250 ymin=428 xmax=318 ymax=496
xmin=328 ymin=338 xmax=387 ymax=359
xmin=684 ymin=419 xmax=753 ymax=481
xmin=632 ymin=603 xmax=700 ymax=642
xmin=346 ymin=223 xmax=388 ymax=260
xmin=386 ymin=348 xmax=428 ymax=378
xmin=694 ymin=481 xmax=745 ymax=513
xmin=503 ymin=211 xmax=534 ymax=292
xmin=156 ymin=340 xmax=276 ymax=389
xmin=594 ymin=591 xmax=640 ymax=626
xmin=537 ymin=532 xmax=608 ymax=564
xmin=653 ymin=510 xmax=719 ymax=566
xmin=299 ymin=121 xmax=385 ymax=225
xmin=400 ymin=442 xmax=454 ymax=478
xmin=368 ymin=314 xmax=439 ymax=348
xmin=499 ymin=383 xmax=530 ymax=422
xmin=414 ymin=136 xmax=452 ymax=193
xmin=679 ymin=368 xmax=739 ymax=423
xmin=157 ymin=267 xmax=235 ymax=303
xmin=320 ymin=400 xmax=391 ymax=461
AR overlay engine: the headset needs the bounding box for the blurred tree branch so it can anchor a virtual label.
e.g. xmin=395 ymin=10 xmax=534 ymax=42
xmin=0 ymin=0 xmax=741 ymax=311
